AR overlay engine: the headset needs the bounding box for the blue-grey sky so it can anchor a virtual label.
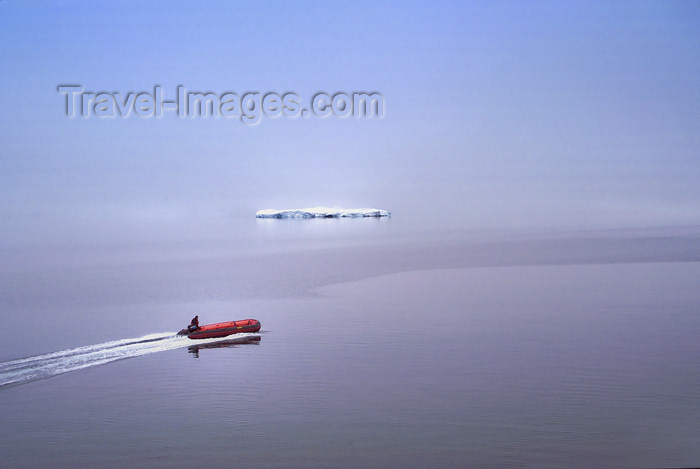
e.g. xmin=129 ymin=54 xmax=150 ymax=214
xmin=1 ymin=1 xmax=699 ymax=244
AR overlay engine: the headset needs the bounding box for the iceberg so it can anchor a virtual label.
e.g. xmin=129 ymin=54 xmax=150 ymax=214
xmin=256 ymin=206 xmax=391 ymax=219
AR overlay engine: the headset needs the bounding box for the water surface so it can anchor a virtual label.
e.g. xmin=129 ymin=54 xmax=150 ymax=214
xmin=1 ymin=219 xmax=699 ymax=468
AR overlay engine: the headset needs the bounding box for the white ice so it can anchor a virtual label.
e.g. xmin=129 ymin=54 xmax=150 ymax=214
xmin=256 ymin=206 xmax=391 ymax=218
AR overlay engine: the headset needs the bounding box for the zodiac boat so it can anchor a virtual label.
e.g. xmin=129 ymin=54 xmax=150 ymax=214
xmin=177 ymin=319 xmax=261 ymax=339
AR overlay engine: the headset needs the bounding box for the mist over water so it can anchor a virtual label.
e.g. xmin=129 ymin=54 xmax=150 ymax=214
xmin=2 ymin=1 xmax=699 ymax=467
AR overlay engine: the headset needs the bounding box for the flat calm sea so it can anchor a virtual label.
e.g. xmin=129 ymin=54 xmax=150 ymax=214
xmin=1 ymin=219 xmax=699 ymax=468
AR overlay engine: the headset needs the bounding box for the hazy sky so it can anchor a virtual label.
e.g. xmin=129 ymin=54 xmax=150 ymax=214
xmin=1 ymin=1 xmax=699 ymax=243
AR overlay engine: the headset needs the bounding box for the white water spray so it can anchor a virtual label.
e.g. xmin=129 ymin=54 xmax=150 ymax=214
xmin=0 ymin=332 xmax=260 ymax=388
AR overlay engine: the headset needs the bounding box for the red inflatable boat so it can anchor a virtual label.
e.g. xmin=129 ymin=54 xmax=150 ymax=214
xmin=177 ymin=319 xmax=261 ymax=339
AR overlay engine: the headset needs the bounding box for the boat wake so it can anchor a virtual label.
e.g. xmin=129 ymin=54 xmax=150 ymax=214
xmin=0 ymin=332 xmax=260 ymax=389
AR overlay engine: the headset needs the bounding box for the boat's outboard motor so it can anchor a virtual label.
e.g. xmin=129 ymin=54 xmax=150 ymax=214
xmin=177 ymin=325 xmax=200 ymax=336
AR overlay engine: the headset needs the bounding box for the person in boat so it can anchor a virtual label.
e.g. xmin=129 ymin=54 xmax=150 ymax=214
xmin=188 ymin=315 xmax=200 ymax=332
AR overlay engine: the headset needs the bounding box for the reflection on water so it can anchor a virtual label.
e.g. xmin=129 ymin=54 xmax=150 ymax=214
xmin=187 ymin=335 xmax=262 ymax=358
